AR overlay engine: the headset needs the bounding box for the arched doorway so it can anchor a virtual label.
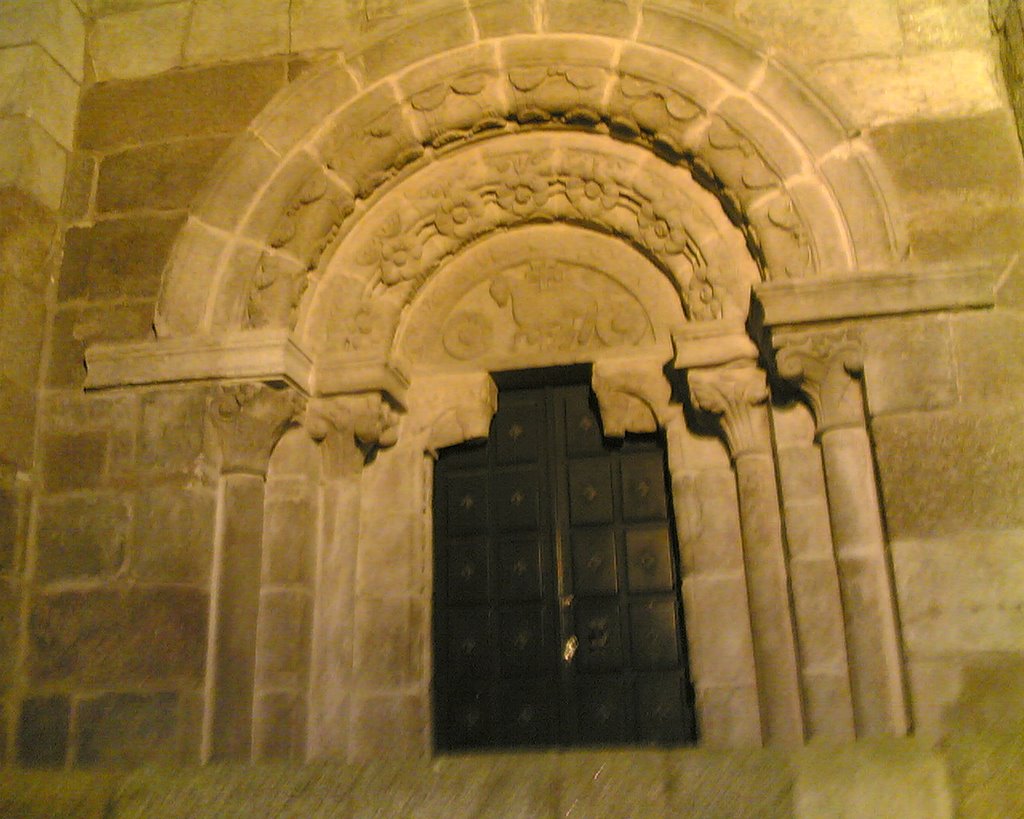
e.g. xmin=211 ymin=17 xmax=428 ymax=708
xmin=84 ymin=6 xmax=912 ymax=761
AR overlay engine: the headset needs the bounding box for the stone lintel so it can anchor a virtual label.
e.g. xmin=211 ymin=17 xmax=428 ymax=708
xmin=673 ymin=321 xmax=759 ymax=369
xmin=83 ymin=332 xmax=408 ymax=408
xmin=752 ymin=267 xmax=998 ymax=329
xmin=592 ymin=346 xmax=675 ymax=437
xmin=405 ymin=372 xmax=498 ymax=454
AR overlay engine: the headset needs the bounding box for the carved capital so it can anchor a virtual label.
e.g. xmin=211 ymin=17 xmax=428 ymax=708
xmin=209 ymin=382 xmax=304 ymax=475
xmin=304 ymin=392 xmax=401 ymax=476
xmin=774 ymin=329 xmax=865 ymax=434
xmin=405 ymin=372 xmax=498 ymax=455
xmin=592 ymin=354 xmax=674 ymax=437
xmin=687 ymin=362 xmax=770 ymax=459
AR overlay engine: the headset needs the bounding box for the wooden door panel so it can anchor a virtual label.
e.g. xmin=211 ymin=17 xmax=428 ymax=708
xmin=434 ymin=380 xmax=695 ymax=751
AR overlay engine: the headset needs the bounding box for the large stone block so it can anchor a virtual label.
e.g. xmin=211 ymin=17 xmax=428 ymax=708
xmin=35 ymin=493 xmax=129 ymax=582
xmin=469 ymin=0 xmax=537 ymax=38
xmin=39 ymin=430 xmax=108 ymax=492
xmin=899 ymin=0 xmax=991 ymax=51
xmin=667 ymin=748 xmax=793 ymax=818
xmin=872 ymin=407 xmax=1024 ymax=537
xmin=356 ymin=513 xmax=424 ymax=596
xmin=185 ymin=0 xmax=290 ymax=64
xmin=77 ymin=60 xmax=286 ymax=150
xmin=735 ymin=0 xmax=902 ymax=63
xmin=547 ymin=0 xmax=641 ymax=38
xmin=95 ymin=137 xmax=229 ymax=214
xmin=59 ymin=215 xmax=182 ymax=301
xmin=0 ymin=116 xmax=67 ymax=210
xmin=0 ymin=276 xmax=46 ymax=387
xmin=28 ymin=587 xmax=207 ymax=685
xmin=0 ymin=186 xmax=58 ymax=290
xmin=560 ymin=750 xmax=670 ymax=818
xmin=47 ymin=301 xmax=154 ymax=388
xmin=0 ymin=44 xmax=79 ymax=148
xmin=893 ymin=529 xmax=1024 ymax=655
xmin=814 ymin=48 xmax=1003 ymax=128
xmin=0 ymin=379 xmax=37 ymax=470
xmin=61 ymin=151 xmax=93 ymax=221
xmin=133 ymin=486 xmax=214 ymax=583
xmin=904 ymin=200 xmax=1024 ymax=263
xmin=17 ymin=695 xmax=69 ymax=767
xmin=89 ymin=2 xmax=190 ymax=81
xmin=137 ymin=388 xmax=207 ymax=474
xmin=952 ymin=310 xmax=1024 ymax=408
xmin=253 ymin=691 xmax=305 ymax=761
xmin=0 ymin=0 xmax=86 ymax=81
xmin=0 ymin=484 xmax=24 ymax=572
xmin=76 ymin=692 xmax=179 ymax=766
xmin=862 ymin=314 xmax=957 ymax=415
xmin=871 ymin=110 xmax=1024 ymax=204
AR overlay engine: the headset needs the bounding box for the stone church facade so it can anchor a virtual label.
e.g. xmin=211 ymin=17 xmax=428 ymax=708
xmin=1 ymin=0 xmax=1022 ymax=815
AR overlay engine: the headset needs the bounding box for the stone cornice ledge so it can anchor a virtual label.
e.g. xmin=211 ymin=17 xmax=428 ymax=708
xmin=752 ymin=266 xmax=998 ymax=329
xmin=84 ymin=331 xmax=408 ymax=406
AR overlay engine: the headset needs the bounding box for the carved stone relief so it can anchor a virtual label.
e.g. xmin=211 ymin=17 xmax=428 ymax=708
xmin=304 ymin=133 xmax=756 ymax=368
xmin=393 ymin=224 xmax=685 ymax=374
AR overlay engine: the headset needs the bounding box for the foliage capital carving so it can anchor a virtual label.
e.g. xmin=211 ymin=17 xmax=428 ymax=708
xmin=687 ymin=361 xmax=770 ymax=459
xmin=774 ymin=329 xmax=865 ymax=434
xmin=209 ymin=382 xmax=304 ymax=475
xmin=304 ymin=392 xmax=401 ymax=476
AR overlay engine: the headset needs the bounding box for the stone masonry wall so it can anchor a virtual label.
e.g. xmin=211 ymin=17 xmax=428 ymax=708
xmin=5 ymin=0 xmax=1023 ymax=770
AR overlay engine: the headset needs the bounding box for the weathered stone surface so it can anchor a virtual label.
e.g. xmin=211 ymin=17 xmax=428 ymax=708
xmin=0 ymin=379 xmax=38 ymax=470
xmin=185 ymin=0 xmax=289 ymax=64
xmin=736 ymin=0 xmax=902 ymax=63
xmin=694 ymin=684 xmax=763 ymax=748
xmin=39 ymin=430 xmax=108 ymax=492
xmin=667 ymin=748 xmax=793 ymax=818
xmin=17 ymin=695 xmax=70 ymax=767
xmin=0 ymin=116 xmax=67 ymax=209
xmin=35 ymin=493 xmax=129 ymax=581
xmin=862 ymin=314 xmax=957 ymax=415
xmin=28 ymin=587 xmax=207 ymax=684
xmin=899 ymin=0 xmax=990 ymax=51
xmin=0 ymin=44 xmax=79 ymax=148
xmin=0 ymin=186 xmax=58 ymax=289
xmin=138 ymin=387 xmax=206 ymax=474
xmin=349 ymin=692 xmax=427 ymax=760
xmin=905 ymin=201 xmax=1024 ymax=263
xmin=352 ymin=597 xmax=424 ymax=687
xmin=952 ymin=310 xmax=1024 ymax=407
xmin=0 ymin=580 xmax=17 ymax=690
xmin=77 ymin=60 xmax=286 ymax=150
xmin=95 ymin=137 xmax=230 ymax=213
xmin=262 ymin=491 xmax=316 ymax=585
xmin=0 ymin=485 xmax=23 ymax=572
xmin=89 ymin=2 xmax=190 ymax=81
xmin=59 ymin=215 xmax=182 ymax=301
xmin=547 ymin=0 xmax=641 ymax=37
xmin=0 ymin=0 xmax=86 ymax=81
xmin=893 ymin=529 xmax=1024 ymax=655
xmin=358 ymin=7 xmax=476 ymax=83
xmin=76 ymin=692 xmax=179 ymax=766
xmin=0 ymin=277 xmax=46 ymax=387
xmin=62 ymin=151 xmax=95 ymax=221
xmin=682 ymin=573 xmax=757 ymax=688
xmin=256 ymin=588 xmax=310 ymax=680
xmin=133 ymin=486 xmax=214 ymax=583
xmin=469 ymin=0 xmax=537 ymax=38
xmin=873 ymin=407 xmax=1024 ymax=537
xmin=559 ymin=750 xmax=669 ymax=817
xmin=47 ymin=301 xmax=154 ymax=388
xmin=794 ymin=739 xmax=953 ymax=819
xmin=253 ymin=691 xmax=305 ymax=760
xmin=815 ymin=49 xmax=1003 ymax=126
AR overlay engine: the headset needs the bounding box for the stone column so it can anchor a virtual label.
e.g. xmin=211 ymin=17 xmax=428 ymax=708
xmin=204 ymin=383 xmax=301 ymax=761
xmin=775 ymin=328 xmax=908 ymax=737
xmin=592 ymin=353 xmax=762 ymax=746
xmin=688 ymin=362 xmax=805 ymax=745
xmin=303 ymin=392 xmax=399 ymax=760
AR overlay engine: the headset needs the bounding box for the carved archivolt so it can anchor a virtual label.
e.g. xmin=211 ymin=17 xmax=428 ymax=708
xmin=156 ymin=27 xmax=907 ymax=342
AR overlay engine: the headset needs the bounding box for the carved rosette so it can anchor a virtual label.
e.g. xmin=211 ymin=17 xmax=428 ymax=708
xmin=244 ymin=55 xmax=822 ymax=334
xmin=304 ymin=392 xmax=401 ymax=476
xmin=774 ymin=329 xmax=865 ymax=435
xmin=687 ymin=362 xmax=771 ymax=460
xmin=209 ymin=382 xmax=305 ymax=475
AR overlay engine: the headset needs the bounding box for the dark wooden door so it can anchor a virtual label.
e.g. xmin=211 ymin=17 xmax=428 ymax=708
xmin=433 ymin=381 xmax=696 ymax=750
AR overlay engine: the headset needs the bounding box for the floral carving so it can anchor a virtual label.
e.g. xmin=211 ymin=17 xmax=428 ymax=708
xmin=774 ymin=329 xmax=865 ymax=434
xmin=435 ymin=187 xmax=486 ymax=239
xmin=688 ymin=361 xmax=770 ymax=459
xmin=493 ymin=153 xmax=551 ymax=217
xmin=210 ymin=382 xmax=304 ymax=474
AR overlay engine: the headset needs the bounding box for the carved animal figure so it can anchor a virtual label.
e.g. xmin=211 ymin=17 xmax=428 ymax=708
xmin=489 ymin=269 xmax=599 ymax=350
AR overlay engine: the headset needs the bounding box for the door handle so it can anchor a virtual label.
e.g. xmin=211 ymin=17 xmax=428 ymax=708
xmin=563 ymin=635 xmax=578 ymax=662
